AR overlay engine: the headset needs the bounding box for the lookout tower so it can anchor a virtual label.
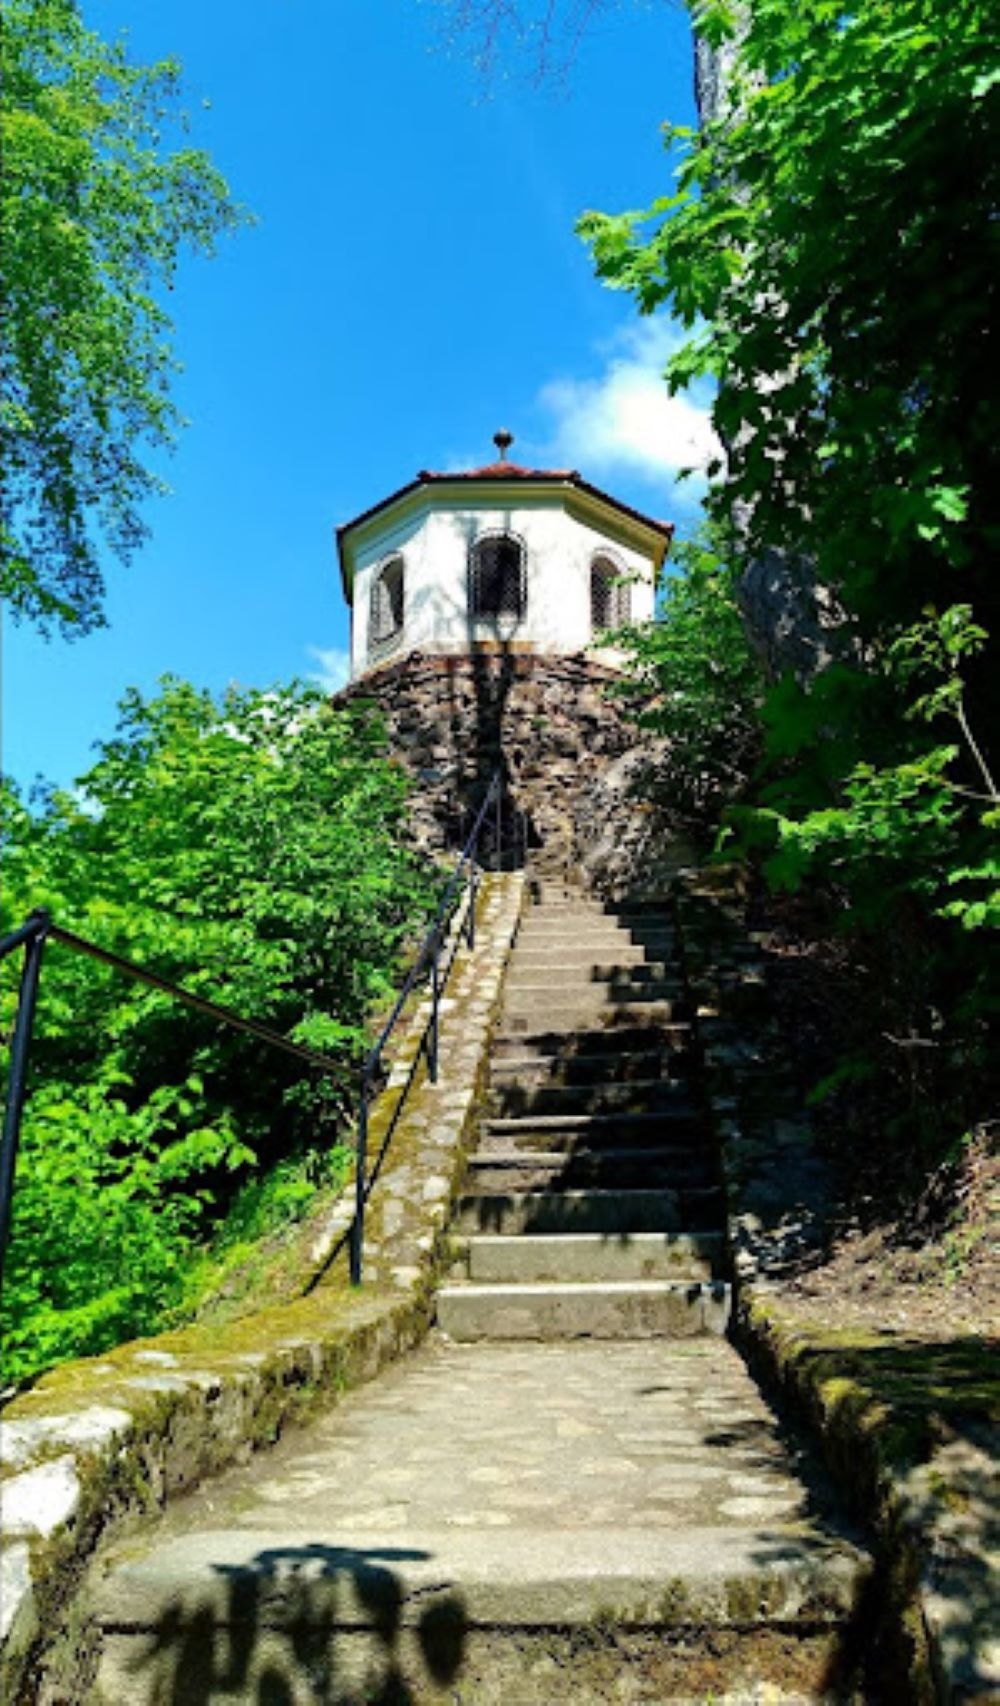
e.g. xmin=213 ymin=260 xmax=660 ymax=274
xmin=333 ymin=437 xmax=675 ymax=885
xmin=336 ymin=433 xmax=671 ymax=681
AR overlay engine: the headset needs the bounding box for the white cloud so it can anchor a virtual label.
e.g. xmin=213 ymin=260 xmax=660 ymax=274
xmin=305 ymin=645 xmax=351 ymax=693
xmin=537 ymin=319 xmax=720 ymax=489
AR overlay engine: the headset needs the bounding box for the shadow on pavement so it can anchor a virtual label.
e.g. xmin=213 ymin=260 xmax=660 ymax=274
xmin=121 ymin=1541 xmax=468 ymax=1706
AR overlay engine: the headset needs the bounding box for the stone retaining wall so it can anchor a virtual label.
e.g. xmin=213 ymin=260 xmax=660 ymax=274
xmin=0 ymin=873 xmax=524 ymax=1704
xmin=335 ymin=650 xmax=695 ymax=892
xmin=675 ymin=866 xmax=997 ymax=1703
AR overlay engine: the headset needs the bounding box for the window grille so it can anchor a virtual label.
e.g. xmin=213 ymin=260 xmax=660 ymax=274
xmin=590 ymin=555 xmax=631 ymax=632
xmin=469 ymin=533 xmax=526 ymax=620
xmin=368 ymin=556 xmax=405 ymax=657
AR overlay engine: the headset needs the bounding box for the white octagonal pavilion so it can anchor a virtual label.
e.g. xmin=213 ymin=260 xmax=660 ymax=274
xmin=336 ymin=435 xmax=672 ymax=682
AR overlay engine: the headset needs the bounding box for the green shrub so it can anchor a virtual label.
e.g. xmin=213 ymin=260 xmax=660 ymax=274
xmin=1 ymin=678 xmax=436 ymax=1385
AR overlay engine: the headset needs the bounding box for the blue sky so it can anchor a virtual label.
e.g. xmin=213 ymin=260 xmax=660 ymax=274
xmin=3 ymin=0 xmax=710 ymax=792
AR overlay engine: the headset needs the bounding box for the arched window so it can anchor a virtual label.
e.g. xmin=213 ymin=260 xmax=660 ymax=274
xmin=590 ymin=554 xmax=631 ymax=633
xmin=368 ymin=555 xmax=405 ymax=659
xmin=469 ymin=532 xmax=526 ymax=620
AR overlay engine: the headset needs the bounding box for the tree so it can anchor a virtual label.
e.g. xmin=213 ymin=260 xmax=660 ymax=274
xmin=1 ymin=0 xmax=247 ymax=635
xmin=0 ymin=679 xmax=437 ymax=1380
xmin=438 ymin=0 xmax=747 ymax=119
xmin=580 ymin=0 xmax=998 ymax=904
xmin=611 ymin=528 xmax=764 ymax=820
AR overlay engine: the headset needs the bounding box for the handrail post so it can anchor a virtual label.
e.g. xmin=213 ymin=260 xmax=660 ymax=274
xmin=351 ymin=1078 xmax=369 ymax=1285
xmin=0 ymin=918 xmax=48 ymax=1281
xmin=345 ymin=765 xmax=500 ymax=1285
xmin=428 ymin=947 xmax=440 ymax=1082
xmin=466 ymin=866 xmax=478 ymax=950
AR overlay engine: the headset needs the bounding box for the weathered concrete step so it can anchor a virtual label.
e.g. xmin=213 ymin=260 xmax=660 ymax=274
xmin=512 ymin=945 xmax=678 ymax=970
xmin=503 ymin=976 xmax=685 ymax=1002
xmin=515 ymin=926 xmax=677 ymax=949
xmin=488 ymin=1078 xmax=699 ymax=1118
xmin=464 ymin=1231 xmax=723 ymax=1284
xmin=490 ymin=1049 xmax=697 ymax=1089
xmin=507 ymin=971 xmax=684 ymax=992
xmin=517 ymin=909 xmax=675 ymax=929
xmin=502 ymin=998 xmax=691 ymax=1032
xmin=454 ymin=1187 xmax=705 ymax=1236
xmin=523 ymin=897 xmax=674 ymax=916
xmin=92 ymin=1524 xmax=870 ymax=1706
xmin=526 ymin=900 xmax=675 ymax=922
xmin=491 ymin=1023 xmax=694 ymax=1060
xmin=437 ymin=1278 xmax=732 ymax=1339
xmin=482 ymin=1109 xmax=702 ymax=1144
xmin=519 ymin=916 xmax=671 ymax=934
xmin=467 ymin=1150 xmax=714 ymax=1195
xmin=505 ymin=964 xmax=682 ymax=993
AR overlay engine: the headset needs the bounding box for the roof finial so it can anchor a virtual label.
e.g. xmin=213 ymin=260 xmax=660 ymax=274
xmin=493 ymin=428 xmax=514 ymax=462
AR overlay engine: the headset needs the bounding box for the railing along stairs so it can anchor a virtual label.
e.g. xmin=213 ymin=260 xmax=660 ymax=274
xmin=0 ymin=770 xmax=515 ymax=1308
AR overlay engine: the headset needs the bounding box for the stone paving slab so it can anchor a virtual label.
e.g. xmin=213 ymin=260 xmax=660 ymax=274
xmin=96 ymin=1524 xmax=864 ymax=1629
xmin=90 ymin=1340 xmax=870 ymax=1703
xmin=105 ymin=1339 xmax=853 ymax=1545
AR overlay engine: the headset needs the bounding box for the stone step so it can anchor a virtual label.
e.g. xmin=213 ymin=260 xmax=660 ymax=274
xmin=526 ymin=894 xmax=673 ymax=912
xmin=490 ymin=1048 xmax=697 ymax=1089
xmin=463 ymin=1231 xmax=723 ymax=1284
xmin=91 ymin=1523 xmax=870 ymax=1705
xmin=488 ymin=1078 xmax=698 ymax=1118
xmin=528 ymin=899 xmax=675 ymax=921
xmin=481 ymin=1110 xmax=702 ymax=1147
xmin=436 ymin=1278 xmax=732 ymax=1340
xmin=512 ymin=945 xmax=677 ymax=970
xmin=491 ymin=1023 xmax=694 ymax=1061
xmin=517 ymin=908 xmax=674 ymax=928
xmin=521 ymin=910 xmax=643 ymax=927
xmin=466 ymin=1150 xmax=718 ymax=1192
xmin=504 ymin=964 xmax=681 ymax=993
xmin=507 ymin=968 xmax=684 ymax=991
xmin=501 ymin=998 xmax=691 ymax=1032
xmin=454 ymin=1188 xmax=702 ymax=1236
xmin=514 ymin=925 xmax=677 ymax=949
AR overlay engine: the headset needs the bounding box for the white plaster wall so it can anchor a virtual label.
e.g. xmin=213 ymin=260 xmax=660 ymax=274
xmin=350 ymin=495 xmax=656 ymax=678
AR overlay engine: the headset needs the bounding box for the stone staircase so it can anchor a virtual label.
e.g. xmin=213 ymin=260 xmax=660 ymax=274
xmin=81 ymin=880 xmax=875 ymax=1705
xmin=438 ymin=884 xmax=731 ymax=1342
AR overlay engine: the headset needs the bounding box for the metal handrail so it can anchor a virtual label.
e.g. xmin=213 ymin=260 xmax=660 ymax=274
xmin=0 ymin=911 xmax=349 ymax=1289
xmin=0 ymin=768 xmax=513 ymax=1299
xmin=350 ymin=770 xmax=504 ymax=1283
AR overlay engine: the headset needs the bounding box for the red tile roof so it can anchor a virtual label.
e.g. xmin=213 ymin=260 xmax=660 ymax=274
xmin=336 ymin=464 xmax=673 ymax=598
xmin=418 ymin=462 xmax=578 ymax=480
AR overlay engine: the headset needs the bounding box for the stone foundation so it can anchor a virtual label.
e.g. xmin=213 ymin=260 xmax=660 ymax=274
xmin=335 ymin=650 xmax=697 ymax=892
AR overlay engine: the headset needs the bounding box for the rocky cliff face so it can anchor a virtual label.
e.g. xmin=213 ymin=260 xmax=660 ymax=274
xmin=334 ymin=650 xmax=696 ymax=892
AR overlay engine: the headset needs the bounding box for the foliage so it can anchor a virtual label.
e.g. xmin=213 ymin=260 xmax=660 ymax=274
xmin=579 ymin=0 xmax=998 ymax=1186
xmin=734 ymin=608 xmax=999 ymax=932
xmin=581 ymin=0 xmax=998 ymax=925
xmin=582 ymin=0 xmax=997 ymax=637
xmin=0 ymin=681 xmax=436 ymax=1384
xmin=2 ymin=1070 xmax=248 ymax=1378
xmin=1 ymin=0 xmax=248 ymax=635
xmin=612 ymin=530 xmax=765 ymax=818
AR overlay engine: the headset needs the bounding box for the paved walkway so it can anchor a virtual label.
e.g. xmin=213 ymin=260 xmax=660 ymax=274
xmin=91 ymin=887 xmax=871 ymax=1701
xmin=94 ymin=1338 xmax=869 ymax=1703
xmin=156 ymin=1338 xmax=825 ymax=1538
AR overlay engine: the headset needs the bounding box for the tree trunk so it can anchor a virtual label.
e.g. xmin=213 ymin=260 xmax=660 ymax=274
xmin=692 ymin=6 xmax=842 ymax=680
